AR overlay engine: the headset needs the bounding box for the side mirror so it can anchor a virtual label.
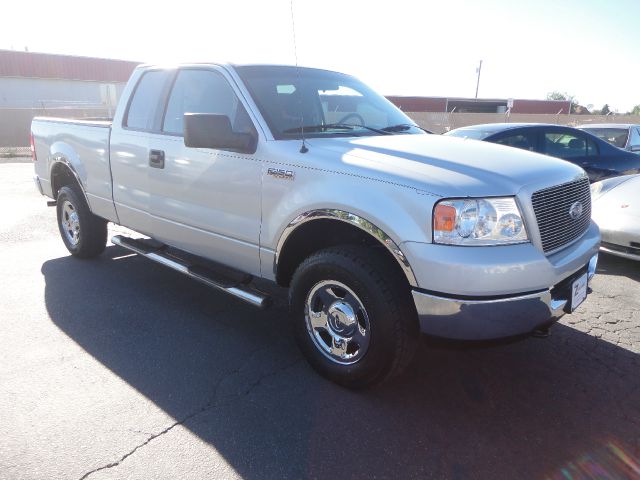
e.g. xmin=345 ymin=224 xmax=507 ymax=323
xmin=630 ymin=145 xmax=640 ymax=152
xmin=184 ymin=113 xmax=256 ymax=153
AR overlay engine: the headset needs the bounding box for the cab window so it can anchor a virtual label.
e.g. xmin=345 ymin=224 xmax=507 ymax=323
xmin=162 ymin=69 xmax=255 ymax=136
xmin=125 ymin=70 xmax=172 ymax=131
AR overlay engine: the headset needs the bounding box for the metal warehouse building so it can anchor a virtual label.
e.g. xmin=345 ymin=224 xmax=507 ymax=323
xmin=0 ymin=50 xmax=139 ymax=147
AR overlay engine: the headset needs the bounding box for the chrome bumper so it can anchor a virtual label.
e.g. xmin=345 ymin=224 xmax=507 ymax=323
xmin=413 ymin=254 xmax=598 ymax=340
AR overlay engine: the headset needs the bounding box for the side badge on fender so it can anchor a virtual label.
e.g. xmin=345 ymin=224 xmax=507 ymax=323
xmin=267 ymin=167 xmax=295 ymax=180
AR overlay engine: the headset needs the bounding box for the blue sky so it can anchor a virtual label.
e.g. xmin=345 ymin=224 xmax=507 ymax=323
xmin=2 ymin=0 xmax=639 ymax=111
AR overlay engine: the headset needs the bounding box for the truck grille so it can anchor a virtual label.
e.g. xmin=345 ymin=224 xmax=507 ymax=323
xmin=531 ymin=177 xmax=591 ymax=254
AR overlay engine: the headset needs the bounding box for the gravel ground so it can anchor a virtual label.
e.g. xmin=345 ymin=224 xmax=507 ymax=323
xmin=1 ymin=162 xmax=638 ymax=480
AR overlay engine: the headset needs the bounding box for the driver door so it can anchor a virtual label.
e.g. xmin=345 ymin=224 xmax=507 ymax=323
xmin=146 ymin=67 xmax=262 ymax=276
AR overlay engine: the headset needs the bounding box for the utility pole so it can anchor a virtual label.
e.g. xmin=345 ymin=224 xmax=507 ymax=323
xmin=475 ymin=60 xmax=483 ymax=99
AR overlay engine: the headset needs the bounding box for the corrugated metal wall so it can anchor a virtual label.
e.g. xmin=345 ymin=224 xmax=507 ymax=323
xmin=0 ymin=78 xmax=126 ymax=147
xmin=0 ymin=49 xmax=138 ymax=82
xmin=0 ymin=77 xmax=124 ymax=109
xmin=0 ymin=50 xmax=137 ymax=148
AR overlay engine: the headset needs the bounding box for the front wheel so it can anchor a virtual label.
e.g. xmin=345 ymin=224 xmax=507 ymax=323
xmin=56 ymin=185 xmax=107 ymax=258
xmin=290 ymin=246 xmax=419 ymax=388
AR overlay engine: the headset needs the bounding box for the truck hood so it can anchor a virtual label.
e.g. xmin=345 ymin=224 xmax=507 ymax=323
xmin=308 ymin=134 xmax=585 ymax=197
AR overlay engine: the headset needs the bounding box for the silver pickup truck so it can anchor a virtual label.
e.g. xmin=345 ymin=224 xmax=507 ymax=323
xmin=32 ymin=63 xmax=600 ymax=388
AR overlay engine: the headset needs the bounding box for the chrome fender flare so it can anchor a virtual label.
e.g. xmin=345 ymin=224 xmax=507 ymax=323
xmin=274 ymin=209 xmax=418 ymax=287
xmin=49 ymin=156 xmax=90 ymax=208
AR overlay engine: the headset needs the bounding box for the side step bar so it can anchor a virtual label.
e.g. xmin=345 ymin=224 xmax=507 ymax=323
xmin=111 ymin=235 xmax=272 ymax=309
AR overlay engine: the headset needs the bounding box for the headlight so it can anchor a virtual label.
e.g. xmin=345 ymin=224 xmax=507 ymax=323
xmin=433 ymin=197 xmax=529 ymax=245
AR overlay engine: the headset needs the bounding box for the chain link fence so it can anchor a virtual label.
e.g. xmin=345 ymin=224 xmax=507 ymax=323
xmin=2 ymin=107 xmax=639 ymax=156
xmin=406 ymin=112 xmax=640 ymax=134
xmin=0 ymin=146 xmax=30 ymax=158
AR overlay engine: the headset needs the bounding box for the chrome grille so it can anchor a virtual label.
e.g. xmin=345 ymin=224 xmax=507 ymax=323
xmin=531 ymin=177 xmax=591 ymax=254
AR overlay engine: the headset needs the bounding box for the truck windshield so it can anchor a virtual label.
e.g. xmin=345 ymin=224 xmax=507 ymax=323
xmin=235 ymin=65 xmax=424 ymax=140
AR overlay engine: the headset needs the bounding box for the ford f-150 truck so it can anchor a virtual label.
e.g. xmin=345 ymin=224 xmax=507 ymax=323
xmin=32 ymin=63 xmax=600 ymax=388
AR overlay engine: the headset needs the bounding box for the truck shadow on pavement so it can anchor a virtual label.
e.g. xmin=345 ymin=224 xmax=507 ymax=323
xmin=41 ymin=247 xmax=640 ymax=479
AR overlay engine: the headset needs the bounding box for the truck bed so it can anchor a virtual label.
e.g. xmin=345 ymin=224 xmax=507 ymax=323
xmin=32 ymin=116 xmax=118 ymax=223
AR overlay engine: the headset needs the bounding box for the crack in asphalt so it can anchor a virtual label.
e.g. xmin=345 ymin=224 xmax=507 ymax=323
xmin=78 ymin=347 xmax=302 ymax=480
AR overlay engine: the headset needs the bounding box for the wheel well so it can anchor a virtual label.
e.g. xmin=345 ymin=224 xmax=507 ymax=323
xmin=51 ymin=162 xmax=81 ymax=198
xmin=275 ymin=219 xmax=409 ymax=287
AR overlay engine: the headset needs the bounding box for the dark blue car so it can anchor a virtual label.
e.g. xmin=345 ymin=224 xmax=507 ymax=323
xmin=445 ymin=123 xmax=640 ymax=182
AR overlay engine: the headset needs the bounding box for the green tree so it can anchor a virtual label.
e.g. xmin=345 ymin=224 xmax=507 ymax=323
xmin=547 ymin=91 xmax=570 ymax=101
xmin=546 ymin=91 xmax=580 ymax=113
xmin=600 ymin=104 xmax=611 ymax=115
xmin=630 ymin=105 xmax=640 ymax=115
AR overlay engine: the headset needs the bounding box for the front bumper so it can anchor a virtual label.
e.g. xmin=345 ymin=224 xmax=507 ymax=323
xmin=591 ymin=204 xmax=639 ymax=260
xmin=600 ymin=243 xmax=640 ymax=261
xmin=413 ymin=254 xmax=598 ymax=340
xmin=597 ymin=222 xmax=640 ymax=261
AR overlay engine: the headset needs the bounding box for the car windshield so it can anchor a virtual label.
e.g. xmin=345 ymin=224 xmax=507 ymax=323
xmin=235 ymin=65 xmax=425 ymax=139
xmin=582 ymin=128 xmax=629 ymax=148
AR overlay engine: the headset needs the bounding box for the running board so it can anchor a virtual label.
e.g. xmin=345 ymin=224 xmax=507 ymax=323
xmin=111 ymin=235 xmax=272 ymax=309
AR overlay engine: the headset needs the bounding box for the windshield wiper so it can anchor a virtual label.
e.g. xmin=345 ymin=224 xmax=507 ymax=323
xmin=381 ymin=123 xmax=432 ymax=134
xmin=282 ymin=123 xmax=391 ymax=135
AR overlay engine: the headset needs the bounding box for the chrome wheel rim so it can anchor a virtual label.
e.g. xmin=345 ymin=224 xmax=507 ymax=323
xmin=305 ymin=280 xmax=371 ymax=365
xmin=61 ymin=200 xmax=80 ymax=246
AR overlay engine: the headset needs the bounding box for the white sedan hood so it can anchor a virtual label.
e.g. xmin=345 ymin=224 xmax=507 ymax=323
xmin=592 ymin=175 xmax=640 ymax=241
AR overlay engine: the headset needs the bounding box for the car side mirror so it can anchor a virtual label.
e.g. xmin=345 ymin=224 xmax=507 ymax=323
xmin=630 ymin=145 xmax=640 ymax=152
xmin=184 ymin=113 xmax=256 ymax=154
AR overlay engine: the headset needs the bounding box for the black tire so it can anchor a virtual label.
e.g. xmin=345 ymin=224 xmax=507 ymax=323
xmin=56 ymin=185 xmax=107 ymax=258
xmin=290 ymin=246 xmax=420 ymax=388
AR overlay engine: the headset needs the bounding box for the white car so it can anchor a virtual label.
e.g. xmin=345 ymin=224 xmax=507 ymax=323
xmin=591 ymin=174 xmax=640 ymax=260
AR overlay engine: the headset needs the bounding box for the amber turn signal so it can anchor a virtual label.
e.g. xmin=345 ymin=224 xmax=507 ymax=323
xmin=434 ymin=204 xmax=456 ymax=232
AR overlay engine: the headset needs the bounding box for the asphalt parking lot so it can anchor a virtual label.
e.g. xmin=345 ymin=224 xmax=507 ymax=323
xmin=1 ymin=161 xmax=639 ymax=480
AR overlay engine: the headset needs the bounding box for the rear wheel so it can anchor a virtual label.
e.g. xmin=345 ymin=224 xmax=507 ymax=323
xmin=56 ymin=186 xmax=107 ymax=258
xmin=290 ymin=246 xmax=419 ymax=388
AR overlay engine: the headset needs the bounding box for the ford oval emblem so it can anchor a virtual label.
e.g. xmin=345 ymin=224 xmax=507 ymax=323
xmin=569 ymin=201 xmax=583 ymax=220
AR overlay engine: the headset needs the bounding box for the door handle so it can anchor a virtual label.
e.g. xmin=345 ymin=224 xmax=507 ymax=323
xmin=149 ymin=149 xmax=165 ymax=169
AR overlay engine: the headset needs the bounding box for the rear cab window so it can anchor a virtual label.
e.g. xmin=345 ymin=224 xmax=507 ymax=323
xmin=124 ymin=70 xmax=173 ymax=131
